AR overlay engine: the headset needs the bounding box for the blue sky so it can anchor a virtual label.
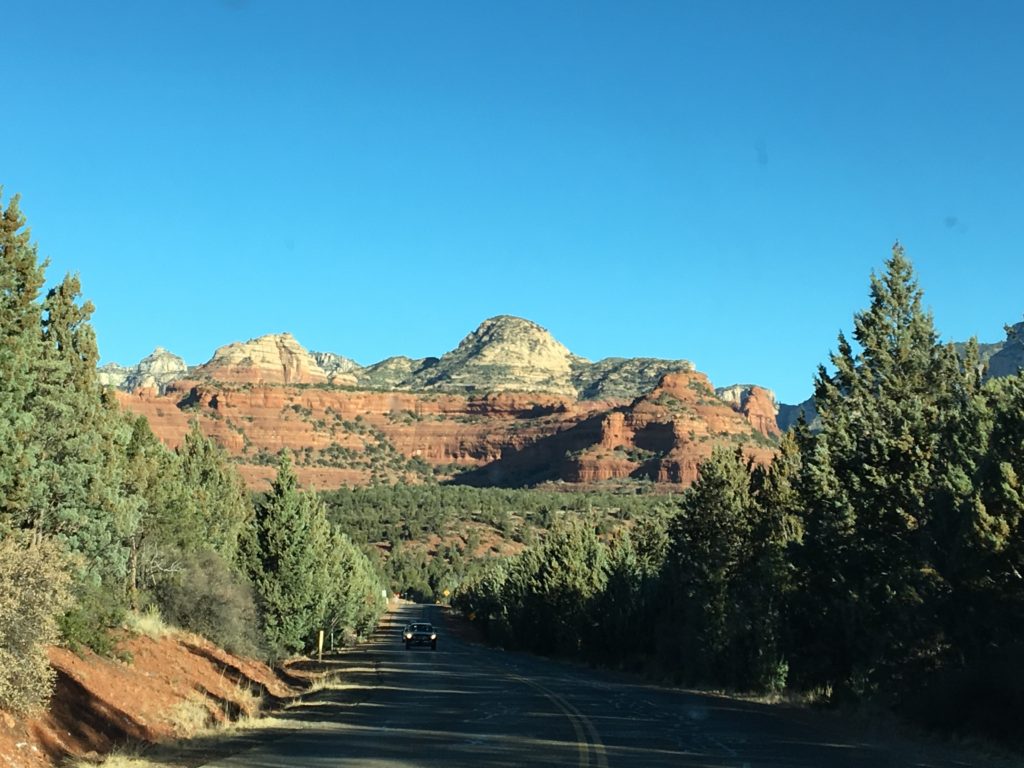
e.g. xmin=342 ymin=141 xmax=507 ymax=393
xmin=3 ymin=1 xmax=1022 ymax=403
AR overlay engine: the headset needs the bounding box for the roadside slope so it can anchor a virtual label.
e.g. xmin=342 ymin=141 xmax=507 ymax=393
xmin=0 ymin=632 xmax=299 ymax=768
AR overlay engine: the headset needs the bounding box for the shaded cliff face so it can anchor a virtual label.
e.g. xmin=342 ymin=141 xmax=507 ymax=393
xmin=455 ymin=371 xmax=777 ymax=488
xmin=987 ymin=321 xmax=1024 ymax=378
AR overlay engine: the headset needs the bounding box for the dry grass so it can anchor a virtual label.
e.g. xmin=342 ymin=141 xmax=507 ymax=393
xmin=167 ymin=697 xmax=212 ymax=737
xmin=68 ymin=661 xmax=337 ymax=767
xmin=69 ymin=743 xmax=172 ymax=768
xmin=124 ymin=608 xmax=178 ymax=640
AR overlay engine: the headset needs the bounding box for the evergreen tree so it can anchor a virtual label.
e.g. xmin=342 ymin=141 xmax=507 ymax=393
xmin=176 ymin=419 xmax=251 ymax=563
xmin=121 ymin=414 xmax=192 ymax=607
xmin=742 ymin=433 xmax=800 ymax=690
xmin=29 ymin=274 xmax=136 ymax=587
xmin=661 ymin=447 xmax=755 ymax=685
xmin=249 ymin=451 xmax=333 ymax=657
xmin=792 ymin=244 xmax=981 ymax=696
xmin=0 ymin=191 xmax=46 ymax=531
xmin=322 ymin=531 xmax=386 ymax=643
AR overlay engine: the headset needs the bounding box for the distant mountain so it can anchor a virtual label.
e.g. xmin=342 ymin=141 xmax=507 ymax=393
xmin=777 ymin=397 xmax=819 ymax=432
xmin=986 ymin=321 xmax=1024 ymax=378
xmin=311 ymin=351 xmax=362 ymax=385
xmin=454 ymin=370 xmax=778 ymax=488
xmin=576 ymin=357 xmax=694 ymax=400
xmin=952 ymin=340 xmax=1005 ymax=367
xmin=412 ymin=315 xmax=582 ymax=396
xmin=192 ymin=333 xmax=329 ymax=386
xmin=102 ymin=316 xmax=782 ymax=491
xmin=101 ymin=315 xmax=694 ymax=402
xmin=352 ymin=355 xmax=437 ymax=390
xmin=97 ymin=347 xmax=187 ymax=393
xmin=715 ymin=384 xmax=781 ymax=437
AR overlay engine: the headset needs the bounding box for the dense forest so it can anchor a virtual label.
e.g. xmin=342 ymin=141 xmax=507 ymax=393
xmin=318 ymin=484 xmax=677 ymax=601
xmin=0 ymin=192 xmax=385 ymax=713
xmin=454 ymin=247 xmax=1024 ymax=745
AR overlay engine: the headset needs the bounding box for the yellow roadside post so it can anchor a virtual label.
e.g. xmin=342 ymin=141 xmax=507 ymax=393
xmin=318 ymin=629 xmax=324 ymax=662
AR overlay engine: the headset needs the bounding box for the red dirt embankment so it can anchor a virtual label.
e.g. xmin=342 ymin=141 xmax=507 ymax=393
xmin=0 ymin=633 xmax=299 ymax=768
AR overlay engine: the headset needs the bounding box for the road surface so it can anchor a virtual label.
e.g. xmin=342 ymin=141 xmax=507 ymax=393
xmin=202 ymin=603 xmax=1007 ymax=767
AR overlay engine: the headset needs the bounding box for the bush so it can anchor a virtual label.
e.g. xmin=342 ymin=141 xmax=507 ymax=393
xmin=58 ymin=577 xmax=124 ymax=656
xmin=0 ymin=536 xmax=73 ymax=713
xmin=155 ymin=551 xmax=263 ymax=658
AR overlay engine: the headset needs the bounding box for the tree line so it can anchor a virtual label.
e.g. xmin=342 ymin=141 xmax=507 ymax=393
xmin=454 ymin=246 xmax=1024 ymax=745
xmin=0 ymin=192 xmax=385 ymax=713
xmin=318 ymin=484 xmax=680 ymax=601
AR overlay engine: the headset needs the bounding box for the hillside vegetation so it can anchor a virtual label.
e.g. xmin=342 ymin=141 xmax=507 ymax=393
xmin=0 ymin=192 xmax=385 ymax=718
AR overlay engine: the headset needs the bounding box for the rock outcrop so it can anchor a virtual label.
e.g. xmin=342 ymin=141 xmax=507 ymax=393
xmin=98 ymin=347 xmax=188 ymax=393
xmin=356 ymin=356 xmax=439 ymax=390
xmin=455 ymin=371 xmax=777 ymax=489
xmin=100 ymin=315 xmax=698 ymax=401
xmin=103 ymin=316 xmax=786 ymax=490
xmin=574 ymin=357 xmax=694 ymax=400
xmin=115 ymin=367 xmax=779 ymax=491
xmin=193 ymin=333 xmax=328 ymax=385
xmin=716 ymin=384 xmax=781 ymax=438
xmin=409 ymin=315 xmax=580 ymax=396
xmin=312 ymin=351 xmax=361 ymax=386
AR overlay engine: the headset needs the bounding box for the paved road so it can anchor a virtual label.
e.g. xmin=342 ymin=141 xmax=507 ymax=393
xmin=202 ymin=604 xmax=1005 ymax=768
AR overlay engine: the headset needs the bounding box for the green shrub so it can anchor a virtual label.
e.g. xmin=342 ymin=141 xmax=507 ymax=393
xmin=0 ymin=536 xmax=74 ymax=713
xmin=58 ymin=577 xmax=124 ymax=656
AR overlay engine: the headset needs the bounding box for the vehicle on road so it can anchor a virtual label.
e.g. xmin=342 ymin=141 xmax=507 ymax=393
xmin=403 ymin=622 xmax=437 ymax=650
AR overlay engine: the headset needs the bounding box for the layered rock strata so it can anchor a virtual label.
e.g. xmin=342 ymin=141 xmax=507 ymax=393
xmin=116 ymin=368 xmax=777 ymax=491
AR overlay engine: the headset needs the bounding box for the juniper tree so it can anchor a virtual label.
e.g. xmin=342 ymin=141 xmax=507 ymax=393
xmin=248 ymin=451 xmax=333 ymax=657
xmin=661 ymin=446 xmax=758 ymax=686
xmin=0 ymin=191 xmax=46 ymax=531
xmin=176 ymin=419 xmax=251 ymax=563
xmin=792 ymin=244 xmax=983 ymax=697
xmin=29 ymin=274 xmax=136 ymax=585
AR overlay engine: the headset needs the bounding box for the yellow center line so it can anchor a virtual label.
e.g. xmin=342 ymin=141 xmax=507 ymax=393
xmin=510 ymin=674 xmax=608 ymax=768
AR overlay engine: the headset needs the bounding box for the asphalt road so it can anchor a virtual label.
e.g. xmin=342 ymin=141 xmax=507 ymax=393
xmin=202 ymin=604 xmax=1008 ymax=768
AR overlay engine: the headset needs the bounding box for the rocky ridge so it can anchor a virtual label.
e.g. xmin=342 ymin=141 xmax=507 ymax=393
xmin=102 ymin=316 xmax=786 ymax=490
xmin=97 ymin=347 xmax=188 ymax=393
xmin=192 ymin=333 xmax=329 ymax=385
xmin=102 ymin=316 xmax=696 ymax=402
xmin=407 ymin=315 xmax=581 ymax=396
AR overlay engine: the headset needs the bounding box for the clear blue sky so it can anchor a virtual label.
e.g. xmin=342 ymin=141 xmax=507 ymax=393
xmin=3 ymin=1 xmax=1022 ymax=403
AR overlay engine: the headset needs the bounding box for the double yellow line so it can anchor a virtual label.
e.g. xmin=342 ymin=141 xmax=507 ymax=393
xmin=511 ymin=674 xmax=609 ymax=768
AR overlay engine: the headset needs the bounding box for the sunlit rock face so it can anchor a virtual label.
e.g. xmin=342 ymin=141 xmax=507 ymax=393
xmin=193 ymin=333 xmax=329 ymax=385
xmin=98 ymin=347 xmax=188 ymax=393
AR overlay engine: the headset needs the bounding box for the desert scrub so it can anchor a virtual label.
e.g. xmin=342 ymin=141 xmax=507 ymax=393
xmin=0 ymin=536 xmax=74 ymax=713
